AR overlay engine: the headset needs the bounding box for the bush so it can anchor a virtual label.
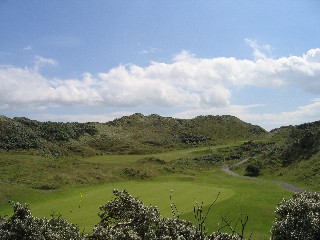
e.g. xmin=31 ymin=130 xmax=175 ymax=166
xmin=245 ymin=164 xmax=261 ymax=176
xmin=90 ymin=189 xmax=245 ymax=240
xmin=0 ymin=202 xmax=83 ymax=240
xmin=1 ymin=191 xmax=247 ymax=240
xmin=271 ymin=191 xmax=320 ymax=240
xmin=90 ymin=189 xmax=201 ymax=239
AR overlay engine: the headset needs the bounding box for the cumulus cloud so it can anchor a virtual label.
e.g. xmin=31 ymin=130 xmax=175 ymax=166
xmin=239 ymin=100 xmax=320 ymax=130
xmin=304 ymin=48 xmax=320 ymax=63
xmin=35 ymin=111 xmax=134 ymax=123
xmin=1 ymin=47 xmax=320 ymax=127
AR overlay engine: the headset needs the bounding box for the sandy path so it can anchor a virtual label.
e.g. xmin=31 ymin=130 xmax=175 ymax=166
xmin=221 ymin=159 xmax=305 ymax=193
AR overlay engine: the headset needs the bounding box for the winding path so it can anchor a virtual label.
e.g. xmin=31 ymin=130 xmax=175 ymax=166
xmin=221 ymin=159 xmax=305 ymax=193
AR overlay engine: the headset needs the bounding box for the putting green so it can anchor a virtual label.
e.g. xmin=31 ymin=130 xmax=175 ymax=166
xmin=26 ymin=178 xmax=233 ymax=233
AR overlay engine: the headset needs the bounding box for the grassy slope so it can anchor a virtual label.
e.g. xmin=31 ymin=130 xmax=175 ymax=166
xmin=0 ymin=114 xmax=267 ymax=156
xmin=0 ymin=145 xmax=292 ymax=239
xmin=226 ymin=123 xmax=320 ymax=191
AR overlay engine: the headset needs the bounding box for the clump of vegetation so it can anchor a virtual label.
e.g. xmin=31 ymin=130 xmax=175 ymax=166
xmin=0 ymin=202 xmax=82 ymax=240
xmin=90 ymin=189 xmax=247 ymax=240
xmin=245 ymin=161 xmax=262 ymax=177
xmin=271 ymin=191 xmax=320 ymax=240
xmin=1 ymin=190 xmax=319 ymax=239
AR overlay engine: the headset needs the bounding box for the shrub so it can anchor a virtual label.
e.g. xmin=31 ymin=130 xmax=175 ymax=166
xmin=0 ymin=202 xmax=83 ymax=240
xmin=271 ymin=191 xmax=320 ymax=240
xmin=1 ymin=191 xmax=248 ymax=239
xmin=90 ymin=189 xmax=245 ymax=240
xmin=245 ymin=163 xmax=261 ymax=177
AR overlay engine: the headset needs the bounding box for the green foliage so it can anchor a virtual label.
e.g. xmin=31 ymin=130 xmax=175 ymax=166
xmin=281 ymin=128 xmax=320 ymax=166
xmin=2 ymin=190 xmax=320 ymax=240
xmin=0 ymin=114 xmax=267 ymax=156
xmin=0 ymin=116 xmax=97 ymax=157
xmin=90 ymin=189 xmax=245 ymax=240
xmin=271 ymin=191 xmax=320 ymax=240
xmin=0 ymin=120 xmax=40 ymax=150
xmin=245 ymin=164 xmax=261 ymax=177
xmin=0 ymin=202 xmax=82 ymax=240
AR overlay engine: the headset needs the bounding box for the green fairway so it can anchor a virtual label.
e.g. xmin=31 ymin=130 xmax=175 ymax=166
xmin=0 ymin=144 xmax=296 ymax=239
xmin=0 ymin=168 xmax=291 ymax=239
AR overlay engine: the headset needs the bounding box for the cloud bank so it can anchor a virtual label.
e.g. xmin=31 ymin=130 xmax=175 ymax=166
xmin=1 ymin=45 xmax=320 ymax=129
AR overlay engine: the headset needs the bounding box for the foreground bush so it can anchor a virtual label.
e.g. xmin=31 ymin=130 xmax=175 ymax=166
xmin=271 ymin=191 xmax=320 ymax=240
xmin=90 ymin=189 xmax=244 ymax=240
xmin=0 ymin=202 xmax=82 ymax=240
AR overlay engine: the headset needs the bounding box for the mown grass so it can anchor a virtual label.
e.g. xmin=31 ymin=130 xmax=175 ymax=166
xmin=0 ymin=170 xmax=291 ymax=239
xmin=0 ymin=144 xmax=294 ymax=239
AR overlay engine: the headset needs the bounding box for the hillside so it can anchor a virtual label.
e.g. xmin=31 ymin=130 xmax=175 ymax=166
xmin=228 ymin=121 xmax=320 ymax=191
xmin=0 ymin=113 xmax=266 ymax=156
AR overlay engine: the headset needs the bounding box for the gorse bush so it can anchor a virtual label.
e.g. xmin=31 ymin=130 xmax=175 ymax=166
xmin=271 ymin=191 xmax=320 ymax=240
xmin=0 ymin=202 xmax=82 ymax=240
xmin=90 ymin=189 xmax=201 ymax=239
xmin=1 ymin=190 xmax=319 ymax=239
xmin=90 ymin=189 xmax=245 ymax=240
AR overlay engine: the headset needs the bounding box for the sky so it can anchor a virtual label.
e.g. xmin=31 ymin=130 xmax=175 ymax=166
xmin=1 ymin=0 xmax=320 ymax=130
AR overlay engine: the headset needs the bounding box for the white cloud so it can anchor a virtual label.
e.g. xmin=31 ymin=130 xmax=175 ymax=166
xmin=0 ymin=67 xmax=101 ymax=108
xmin=304 ymin=48 xmax=320 ymax=63
xmin=239 ymin=100 xmax=320 ymax=130
xmin=245 ymin=38 xmax=273 ymax=60
xmin=34 ymin=55 xmax=57 ymax=71
xmin=1 ymin=46 xmax=320 ymax=129
xmin=35 ymin=111 xmax=134 ymax=123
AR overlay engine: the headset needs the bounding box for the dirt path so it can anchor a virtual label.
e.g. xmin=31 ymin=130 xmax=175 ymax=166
xmin=221 ymin=159 xmax=305 ymax=193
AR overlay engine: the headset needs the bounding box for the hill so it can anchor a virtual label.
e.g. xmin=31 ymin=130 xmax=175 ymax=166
xmin=228 ymin=120 xmax=320 ymax=191
xmin=0 ymin=113 xmax=266 ymax=156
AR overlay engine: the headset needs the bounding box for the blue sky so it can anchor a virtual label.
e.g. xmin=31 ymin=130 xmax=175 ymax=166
xmin=1 ymin=0 xmax=320 ymax=130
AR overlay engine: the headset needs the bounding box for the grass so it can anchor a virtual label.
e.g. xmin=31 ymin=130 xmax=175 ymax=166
xmin=0 ymin=169 xmax=292 ymax=239
xmin=0 ymin=143 xmax=296 ymax=239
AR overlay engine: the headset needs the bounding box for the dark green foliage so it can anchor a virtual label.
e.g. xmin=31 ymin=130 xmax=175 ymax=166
xmin=281 ymin=128 xmax=320 ymax=166
xmin=271 ymin=191 xmax=320 ymax=240
xmin=245 ymin=164 xmax=260 ymax=176
xmin=0 ymin=117 xmax=97 ymax=156
xmin=0 ymin=202 xmax=83 ymax=240
xmin=0 ymin=120 xmax=40 ymax=150
xmin=13 ymin=117 xmax=98 ymax=142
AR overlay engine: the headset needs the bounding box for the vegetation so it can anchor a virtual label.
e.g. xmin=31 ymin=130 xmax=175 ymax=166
xmin=0 ymin=114 xmax=267 ymax=156
xmin=271 ymin=191 xmax=320 ymax=240
xmin=1 ymin=190 xmax=319 ymax=240
xmin=1 ymin=113 xmax=320 ymax=238
xmin=0 ymin=202 xmax=82 ymax=240
xmin=90 ymin=189 xmax=246 ymax=239
xmin=225 ymin=121 xmax=320 ymax=190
